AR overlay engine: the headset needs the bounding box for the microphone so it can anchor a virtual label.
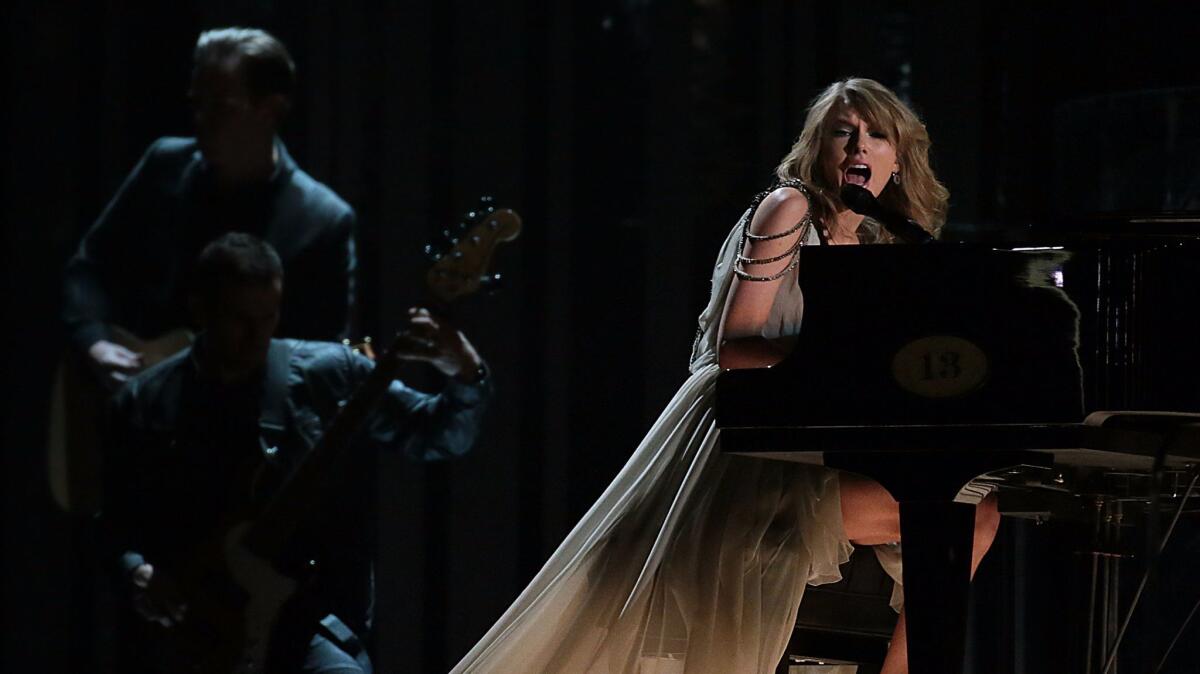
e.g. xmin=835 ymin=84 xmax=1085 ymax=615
xmin=839 ymin=184 xmax=934 ymax=244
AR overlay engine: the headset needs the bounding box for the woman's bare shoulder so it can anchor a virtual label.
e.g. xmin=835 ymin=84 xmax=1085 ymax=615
xmin=748 ymin=185 xmax=812 ymax=236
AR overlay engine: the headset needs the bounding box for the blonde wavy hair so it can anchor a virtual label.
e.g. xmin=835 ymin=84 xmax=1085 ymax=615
xmin=775 ymin=78 xmax=949 ymax=240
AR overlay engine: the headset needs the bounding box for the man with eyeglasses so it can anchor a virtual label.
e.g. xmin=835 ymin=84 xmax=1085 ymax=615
xmin=62 ymin=27 xmax=357 ymax=391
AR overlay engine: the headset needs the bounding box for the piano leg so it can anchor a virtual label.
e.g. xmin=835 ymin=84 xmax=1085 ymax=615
xmin=898 ymin=500 xmax=977 ymax=674
xmin=827 ymin=450 xmax=1049 ymax=674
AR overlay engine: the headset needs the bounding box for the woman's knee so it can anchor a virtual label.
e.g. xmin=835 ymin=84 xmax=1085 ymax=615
xmin=840 ymin=473 xmax=900 ymax=544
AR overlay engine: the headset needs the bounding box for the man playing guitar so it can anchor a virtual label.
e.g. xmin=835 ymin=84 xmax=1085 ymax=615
xmin=102 ymin=233 xmax=490 ymax=673
xmin=53 ymin=27 xmax=357 ymax=518
xmin=62 ymin=27 xmax=357 ymax=392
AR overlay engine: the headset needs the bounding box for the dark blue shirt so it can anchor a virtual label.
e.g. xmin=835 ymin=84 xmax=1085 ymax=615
xmin=62 ymin=136 xmax=357 ymax=351
xmin=103 ymin=338 xmax=490 ymax=637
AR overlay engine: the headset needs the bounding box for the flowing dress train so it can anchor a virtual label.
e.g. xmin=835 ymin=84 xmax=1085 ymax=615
xmin=452 ymin=208 xmax=889 ymax=673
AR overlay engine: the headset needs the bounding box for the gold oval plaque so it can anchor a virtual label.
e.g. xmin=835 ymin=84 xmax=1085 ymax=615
xmin=891 ymin=336 xmax=989 ymax=398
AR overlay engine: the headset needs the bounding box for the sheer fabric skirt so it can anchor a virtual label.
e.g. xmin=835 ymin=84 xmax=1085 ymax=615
xmin=451 ymin=365 xmax=855 ymax=674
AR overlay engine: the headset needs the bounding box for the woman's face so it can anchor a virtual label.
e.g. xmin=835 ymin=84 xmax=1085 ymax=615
xmin=820 ymin=106 xmax=900 ymax=200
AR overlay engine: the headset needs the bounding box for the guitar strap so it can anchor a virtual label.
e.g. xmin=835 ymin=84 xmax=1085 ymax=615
xmin=256 ymin=341 xmax=373 ymax=669
xmin=258 ymin=339 xmax=293 ymax=457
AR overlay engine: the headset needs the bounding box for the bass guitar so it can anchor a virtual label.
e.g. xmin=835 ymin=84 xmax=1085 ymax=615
xmin=142 ymin=200 xmax=520 ymax=673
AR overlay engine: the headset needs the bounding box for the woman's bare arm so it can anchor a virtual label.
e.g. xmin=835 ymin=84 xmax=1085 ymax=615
xmin=718 ymin=186 xmax=810 ymax=369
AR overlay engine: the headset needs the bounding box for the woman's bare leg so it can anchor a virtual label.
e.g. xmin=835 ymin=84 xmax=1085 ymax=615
xmin=880 ymin=610 xmax=908 ymax=674
xmin=840 ymin=473 xmax=1002 ymax=674
xmin=969 ymin=494 xmax=1001 ymax=575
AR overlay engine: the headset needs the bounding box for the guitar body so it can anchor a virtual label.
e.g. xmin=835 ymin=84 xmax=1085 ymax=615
xmin=143 ymin=522 xmax=299 ymax=674
xmin=47 ymin=326 xmax=193 ymax=515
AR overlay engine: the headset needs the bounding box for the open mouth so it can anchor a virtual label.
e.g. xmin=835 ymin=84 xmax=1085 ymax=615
xmin=844 ymin=164 xmax=871 ymax=187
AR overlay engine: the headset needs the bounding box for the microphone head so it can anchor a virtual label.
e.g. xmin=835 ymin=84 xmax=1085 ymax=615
xmin=839 ymin=184 xmax=877 ymax=216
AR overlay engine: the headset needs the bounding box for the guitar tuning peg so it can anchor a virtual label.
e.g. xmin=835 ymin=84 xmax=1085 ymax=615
xmin=458 ymin=220 xmax=471 ymax=231
xmin=478 ymin=195 xmax=495 ymax=208
xmin=466 ymin=211 xmax=480 ymax=223
xmin=423 ymin=243 xmax=443 ymax=261
xmin=442 ymin=230 xmax=458 ymax=246
xmin=479 ymin=272 xmax=504 ymax=294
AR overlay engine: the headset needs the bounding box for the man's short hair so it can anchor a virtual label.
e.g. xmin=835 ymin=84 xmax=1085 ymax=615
xmin=192 ymin=232 xmax=284 ymax=300
xmin=194 ymin=27 xmax=296 ymax=100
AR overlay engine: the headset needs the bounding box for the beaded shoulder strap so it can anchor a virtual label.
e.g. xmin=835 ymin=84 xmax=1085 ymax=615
xmin=734 ymin=179 xmax=815 ymax=282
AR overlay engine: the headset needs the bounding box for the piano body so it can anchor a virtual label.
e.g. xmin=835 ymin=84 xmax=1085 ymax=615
xmin=716 ymin=230 xmax=1200 ymax=673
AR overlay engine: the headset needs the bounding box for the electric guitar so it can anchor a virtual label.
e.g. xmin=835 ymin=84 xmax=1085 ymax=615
xmin=143 ymin=199 xmax=520 ymax=673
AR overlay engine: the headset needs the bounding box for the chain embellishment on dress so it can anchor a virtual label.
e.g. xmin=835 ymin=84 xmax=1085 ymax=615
xmin=733 ymin=179 xmax=814 ymax=282
xmin=737 ymin=238 xmax=802 ymax=266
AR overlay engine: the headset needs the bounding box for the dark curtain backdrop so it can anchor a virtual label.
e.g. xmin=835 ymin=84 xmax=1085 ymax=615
xmin=6 ymin=1 xmax=1199 ymax=672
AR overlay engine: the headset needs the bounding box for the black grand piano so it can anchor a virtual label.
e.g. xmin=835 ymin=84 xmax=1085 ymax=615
xmin=716 ymin=224 xmax=1200 ymax=673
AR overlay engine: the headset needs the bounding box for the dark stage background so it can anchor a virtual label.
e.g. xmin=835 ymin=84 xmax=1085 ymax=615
xmin=5 ymin=1 xmax=1200 ymax=672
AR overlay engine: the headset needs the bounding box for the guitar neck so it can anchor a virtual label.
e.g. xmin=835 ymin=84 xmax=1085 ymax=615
xmin=242 ymin=200 xmax=519 ymax=559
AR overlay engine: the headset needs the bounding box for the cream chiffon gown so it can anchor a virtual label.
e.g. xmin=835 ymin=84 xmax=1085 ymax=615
xmin=451 ymin=207 xmax=899 ymax=674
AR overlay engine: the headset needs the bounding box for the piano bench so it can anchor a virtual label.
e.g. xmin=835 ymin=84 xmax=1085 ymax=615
xmin=777 ymin=546 xmax=899 ymax=673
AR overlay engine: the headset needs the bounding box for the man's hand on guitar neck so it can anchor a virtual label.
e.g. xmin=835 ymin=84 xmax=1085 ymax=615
xmin=390 ymin=307 xmax=486 ymax=383
xmin=87 ymin=339 xmax=144 ymax=392
xmin=130 ymin=563 xmax=188 ymax=627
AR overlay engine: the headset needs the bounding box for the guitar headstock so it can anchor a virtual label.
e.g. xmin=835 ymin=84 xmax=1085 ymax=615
xmin=424 ymin=196 xmax=522 ymax=304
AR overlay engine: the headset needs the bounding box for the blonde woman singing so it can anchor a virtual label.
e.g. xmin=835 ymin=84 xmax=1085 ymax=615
xmin=452 ymin=78 xmax=998 ymax=674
